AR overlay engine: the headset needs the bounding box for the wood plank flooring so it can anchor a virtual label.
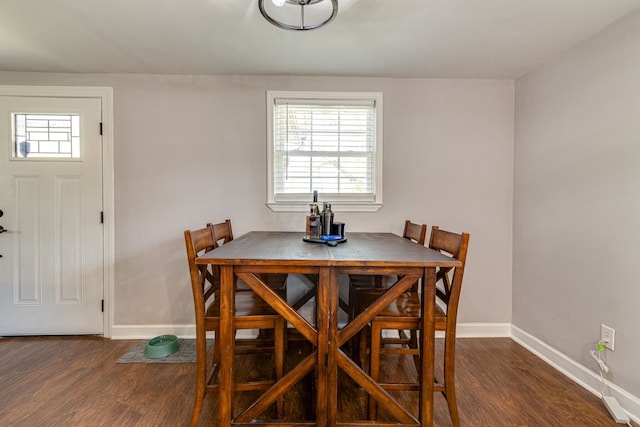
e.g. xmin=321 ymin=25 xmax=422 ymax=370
xmin=0 ymin=336 xmax=632 ymax=426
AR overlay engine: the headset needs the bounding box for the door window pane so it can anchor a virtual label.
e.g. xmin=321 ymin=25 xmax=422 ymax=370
xmin=12 ymin=113 xmax=81 ymax=159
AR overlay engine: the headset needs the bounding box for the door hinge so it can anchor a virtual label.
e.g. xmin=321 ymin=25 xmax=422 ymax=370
xmin=100 ymin=211 xmax=104 ymax=224
xmin=99 ymin=122 xmax=103 ymax=135
xmin=101 ymin=299 xmax=104 ymax=312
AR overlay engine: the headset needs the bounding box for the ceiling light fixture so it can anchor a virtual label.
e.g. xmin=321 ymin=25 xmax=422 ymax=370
xmin=259 ymin=0 xmax=338 ymax=31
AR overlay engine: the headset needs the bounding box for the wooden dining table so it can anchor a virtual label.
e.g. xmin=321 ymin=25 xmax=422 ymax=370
xmin=195 ymin=231 xmax=461 ymax=427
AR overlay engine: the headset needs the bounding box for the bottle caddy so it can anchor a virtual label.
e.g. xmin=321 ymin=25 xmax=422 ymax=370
xmin=305 ymin=191 xmax=345 ymax=241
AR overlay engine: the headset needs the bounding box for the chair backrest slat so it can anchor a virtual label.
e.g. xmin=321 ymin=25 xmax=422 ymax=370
xmin=209 ymin=219 xmax=233 ymax=248
xmin=403 ymin=220 xmax=427 ymax=245
xmin=184 ymin=226 xmax=219 ymax=308
xmin=429 ymin=226 xmax=470 ymax=317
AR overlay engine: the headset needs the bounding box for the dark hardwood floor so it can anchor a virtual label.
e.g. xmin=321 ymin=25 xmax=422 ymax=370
xmin=0 ymin=336 xmax=631 ymax=426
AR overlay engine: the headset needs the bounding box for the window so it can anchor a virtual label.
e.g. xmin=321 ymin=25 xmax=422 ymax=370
xmin=267 ymin=91 xmax=383 ymax=212
xmin=12 ymin=113 xmax=81 ymax=159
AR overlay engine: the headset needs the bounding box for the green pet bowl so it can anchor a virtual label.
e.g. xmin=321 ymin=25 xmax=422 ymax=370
xmin=144 ymin=334 xmax=179 ymax=358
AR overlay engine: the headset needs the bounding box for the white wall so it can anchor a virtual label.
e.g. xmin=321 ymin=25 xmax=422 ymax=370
xmin=514 ymin=8 xmax=640 ymax=400
xmin=0 ymin=72 xmax=514 ymax=333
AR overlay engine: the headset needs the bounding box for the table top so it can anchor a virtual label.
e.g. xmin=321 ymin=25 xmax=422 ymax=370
xmin=196 ymin=231 xmax=460 ymax=268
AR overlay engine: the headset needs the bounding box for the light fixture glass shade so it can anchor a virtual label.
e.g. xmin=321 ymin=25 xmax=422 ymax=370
xmin=259 ymin=0 xmax=339 ymax=31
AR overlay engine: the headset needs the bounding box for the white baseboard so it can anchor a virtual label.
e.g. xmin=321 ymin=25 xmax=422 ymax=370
xmin=380 ymin=322 xmax=511 ymax=339
xmin=456 ymin=322 xmax=512 ymax=337
xmin=111 ymin=322 xmax=512 ymax=340
xmin=111 ymin=324 xmax=196 ymax=340
xmin=111 ymin=324 xmax=263 ymax=340
xmin=512 ymin=325 xmax=640 ymax=424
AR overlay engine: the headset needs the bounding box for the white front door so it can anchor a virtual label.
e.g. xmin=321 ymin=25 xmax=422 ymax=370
xmin=0 ymin=96 xmax=104 ymax=335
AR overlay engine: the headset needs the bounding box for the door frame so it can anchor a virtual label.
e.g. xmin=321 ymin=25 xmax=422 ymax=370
xmin=0 ymin=85 xmax=114 ymax=338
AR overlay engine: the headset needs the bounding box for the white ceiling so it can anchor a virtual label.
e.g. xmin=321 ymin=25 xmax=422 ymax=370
xmin=1 ymin=0 xmax=639 ymax=79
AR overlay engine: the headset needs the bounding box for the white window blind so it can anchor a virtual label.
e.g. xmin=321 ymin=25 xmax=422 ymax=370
xmin=267 ymin=91 xmax=383 ymax=211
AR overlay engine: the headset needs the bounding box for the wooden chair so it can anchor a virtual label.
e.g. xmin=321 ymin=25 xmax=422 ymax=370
xmin=184 ymin=225 xmax=285 ymax=427
xmin=348 ymin=220 xmax=426 ymax=315
xmin=349 ymin=220 xmax=427 ymax=361
xmin=208 ymin=219 xmax=317 ymax=353
xmin=358 ymin=226 xmax=469 ymax=426
xmin=207 ymin=219 xmax=288 ymax=292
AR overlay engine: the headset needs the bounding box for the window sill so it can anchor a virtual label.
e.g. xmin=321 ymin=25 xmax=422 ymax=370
xmin=266 ymin=202 xmax=382 ymax=213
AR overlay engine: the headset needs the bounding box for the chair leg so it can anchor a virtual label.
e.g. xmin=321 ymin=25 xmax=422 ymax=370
xmin=368 ymin=321 xmax=382 ymax=420
xmin=357 ymin=325 xmax=369 ymax=368
xmin=212 ymin=332 xmax=221 ymax=365
xmin=351 ymin=326 xmax=360 ymax=364
xmin=398 ymin=329 xmax=408 ymax=347
xmin=410 ymin=329 xmax=420 ymax=373
xmin=190 ymin=388 xmax=204 ymax=427
xmin=191 ymin=335 xmax=209 ymax=427
xmin=443 ymin=332 xmax=460 ymax=427
xmin=275 ymin=318 xmax=285 ymax=419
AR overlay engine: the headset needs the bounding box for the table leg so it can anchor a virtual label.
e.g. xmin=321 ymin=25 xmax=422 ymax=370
xmin=419 ymin=267 xmax=436 ymax=426
xmin=315 ymin=267 xmax=330 ymax=427
xmin=326 ymin=268 xmax=340 ymax=425
xmin=219 ymin=265 xmax=235 ymax=427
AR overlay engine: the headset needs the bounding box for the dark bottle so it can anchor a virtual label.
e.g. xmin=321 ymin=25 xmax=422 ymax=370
xmin=321 ymin=203 xmax=334 ymax=237
xmin=307 ymin=191 xmax=321 ymax=238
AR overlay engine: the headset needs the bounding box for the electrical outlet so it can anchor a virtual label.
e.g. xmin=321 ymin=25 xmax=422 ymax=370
xmin=601 ymin=324 xmax=615 ymax=351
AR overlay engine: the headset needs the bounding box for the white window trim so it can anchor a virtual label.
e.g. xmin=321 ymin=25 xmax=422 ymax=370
xmin=266 ymin=90 xmax=383 ymax=213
